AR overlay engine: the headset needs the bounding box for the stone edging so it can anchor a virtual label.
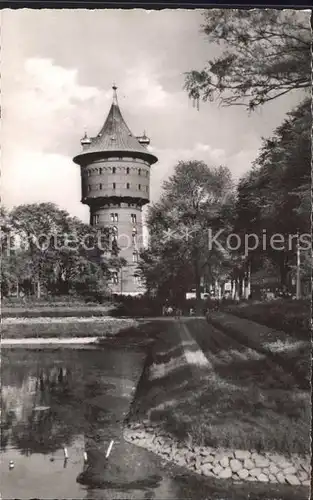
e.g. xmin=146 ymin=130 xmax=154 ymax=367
xmin=123 ymin=422 xmax=310 ymax=487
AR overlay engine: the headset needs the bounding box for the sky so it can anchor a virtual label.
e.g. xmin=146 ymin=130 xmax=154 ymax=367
xmin=1 ymin=8 xmax=304 ymax=224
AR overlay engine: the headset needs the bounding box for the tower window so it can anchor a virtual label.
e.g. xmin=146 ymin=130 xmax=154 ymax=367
xmin=126 ymin=167 xmax=130 ymax=174
xmin=138 ymin=168 xmax=141 ymax=176
xmin=92 ymin=214 xmax=99 ymax=225
xmin=138 ymin=184 xmax=141 ymax=190
xmin=111 ymin=213 xmax=118 ymax=223
xmin=131 ymin=214 xmax=137 ymax=224
xmin=99 ymin=183 xmax=102 ymax=190
xmin=112 ymin=167 xmax=116 ymax=174
xmin=132 ymin=251 xmax=139 ymax=263
xmin=126 ymin=183 xmax=130 ymax=189
xmin=133 ymin=275 xmax=141 ymax=285
xmin=113 ymin=183 xmax=116 ymax=189
xmin=132 ymin=233 xmax=136 ymax=246
xmin=99 ymin=168 xmax=102 ymax=175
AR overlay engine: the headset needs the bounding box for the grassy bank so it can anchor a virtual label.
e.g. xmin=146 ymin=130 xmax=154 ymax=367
xmin=128 ymin=319 xmax=310 ymax=457
xmin=1 ymin=317 xmax=138 ymax=339
xmin=1 ymin=296 xmax=115 ymax=318
xmin=223 ymin=299 xmax=310 ymax=341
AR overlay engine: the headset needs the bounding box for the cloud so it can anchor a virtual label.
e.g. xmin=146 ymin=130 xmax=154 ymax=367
xmin=2 ymin=150 xmax=89 ymax=221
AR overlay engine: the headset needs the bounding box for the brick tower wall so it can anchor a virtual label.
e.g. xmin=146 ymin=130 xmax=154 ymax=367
xmin=81 ymin=156 xmax=150 ymax=295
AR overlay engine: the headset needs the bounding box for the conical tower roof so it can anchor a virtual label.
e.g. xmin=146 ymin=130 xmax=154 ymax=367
xmin=73 ymin=86 xmax=158 ymax=165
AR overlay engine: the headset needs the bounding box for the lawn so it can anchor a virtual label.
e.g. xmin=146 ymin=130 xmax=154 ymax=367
xmin=128 ymin=318 xmax=310 ymax=457
xmin=223 ymin=299 xmax=310 ymax=341
xmin=1 ymin=296 xmax=115 ymax=318
xmin=1 ymin=317 xmax=138 ymax=338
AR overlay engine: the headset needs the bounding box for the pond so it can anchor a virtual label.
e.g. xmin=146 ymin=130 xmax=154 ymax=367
xmin=1 ymin=345 xmax=222 ymax=500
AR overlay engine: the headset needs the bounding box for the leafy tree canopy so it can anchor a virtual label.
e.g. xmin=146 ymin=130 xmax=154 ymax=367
xmin=184 ymin=10 xmax=311 ymax=110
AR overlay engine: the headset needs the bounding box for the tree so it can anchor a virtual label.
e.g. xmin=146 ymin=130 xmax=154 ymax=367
xmin=234 ymin=98 xmax=311 ymax=289
xmin=3 ymin=203 xmax=117 ymax=300
xmin=184 ymin=10 xmax=311 ymax=110
xmin=141 ymin=161 xmax=235 ymax=307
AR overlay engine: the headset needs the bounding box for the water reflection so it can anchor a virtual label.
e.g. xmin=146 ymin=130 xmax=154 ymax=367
xmin=1 ymin=347 xmax=181 ymax=499
xmin=1 ymin=347 xmax=275 ymax=500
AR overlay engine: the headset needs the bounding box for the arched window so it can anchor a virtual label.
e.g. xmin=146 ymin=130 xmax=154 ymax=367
xmin=126 ymin=183 xmax=130 ymax=189
xmin=132 ymin=251 xmax=139 ymax=263
xmin=138 ymin=168 xmax=141 ymax=176
xmin=138 ymin=184 xmax=141 ymax=190
xmin=112 ymin=167 xmax=116 ymax=174
xmin=126 ymin=167 xmax=130 ymax=174
xmin=113 ymin=183 xmax=116 ymax=189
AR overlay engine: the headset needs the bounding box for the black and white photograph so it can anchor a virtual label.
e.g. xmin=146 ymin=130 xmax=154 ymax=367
xmin=0 ymin=8 xmax=311 ymax=500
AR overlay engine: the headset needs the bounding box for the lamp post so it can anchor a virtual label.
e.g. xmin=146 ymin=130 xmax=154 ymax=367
xmin=296 ymin=231 xmax=301 ymax=300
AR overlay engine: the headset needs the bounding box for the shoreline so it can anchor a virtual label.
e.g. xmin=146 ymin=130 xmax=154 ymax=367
xmin=123 ymin=422 xmax=310 ymax=487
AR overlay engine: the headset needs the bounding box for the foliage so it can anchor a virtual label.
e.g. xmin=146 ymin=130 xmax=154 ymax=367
xmin=184 ymin=10 xmax=311 ymax=109
xmin=234 ymin=99 xmax=311 ymax=286
xmin=139 ymin=161 xmax=235 ymax=304
xmin=1 ymin=202 xmax=124 ymax=301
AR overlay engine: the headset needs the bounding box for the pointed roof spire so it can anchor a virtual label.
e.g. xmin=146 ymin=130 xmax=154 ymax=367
xmin=112 ymin=84 xmax=118 ymax=105
xmin=73 ymin=86 xmax=158 ymax=165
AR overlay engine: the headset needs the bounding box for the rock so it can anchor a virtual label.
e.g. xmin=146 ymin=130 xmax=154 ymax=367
xmin=249 ymin=468 xmax=262 ymax=477
xmin=279 ymin=461 xmax=295 ymax=470
xmin=235 ymin=450 xmax=251 ymax=460
xmin=254 ymin=456 xmax=270 ymax=468
xmin=202 ymin=454 xmax=215 ymax=464
xmin=257 ymin=473 xmax=269 ymax=482
xmin=218 ymin=467 xmax=232 ymax=479
xmin=220 ymin=456 xmax=229 ymax=468
xmin=201 ymin=463 xmax=213 ymax=475
xmin=270 ymin=455 xmax=293 ymax=469
xmin=302 ymin=480 xmax=310 ymax=486
xmin=276 ymin=472 xmax=286 ymax=484
xmin=269 ymin=474 xmax=277 ymax=483
xmin=283 ymin=466 xmax=297 ymax=475
xmin=301 ymin=462 xmax=311 ymax=473
xmin=195 ymin=457 xmax=202 ymax=470
xmin=298 ymin=470 xmax=309 ymax=482
xmin=175 ymin=456 xmax=187 ymax=467
xmin=269 ymin=464 xmax=279 ymax=475
xmin=246 ymin=477 xmax=256 ymax=482
xmin=230 ymin=459 xmax=242 ymax=473
xmin=244 ymin=458 xmax=255 ymax=470
xmin=213 ymin=464 xmax=223 ymax=476
xmin=238 ymin=469 xmax=249 ymax=479
xmin=286 ymin=475 xmax=301 ymax=486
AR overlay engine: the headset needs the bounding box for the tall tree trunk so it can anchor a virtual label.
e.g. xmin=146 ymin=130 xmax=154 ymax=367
xmin=37 ymin=281 xmax=41 ymax=299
